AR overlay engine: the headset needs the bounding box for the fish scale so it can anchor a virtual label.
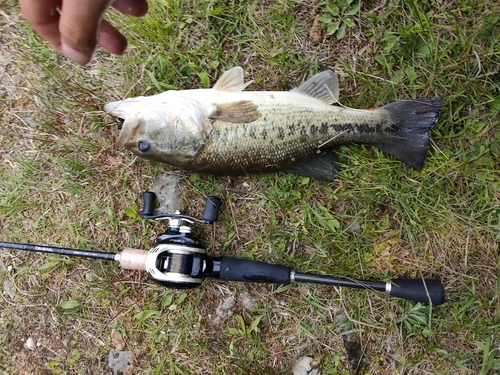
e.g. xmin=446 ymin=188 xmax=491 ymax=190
xmin=104 ymin=67 xmax=443 ymax=181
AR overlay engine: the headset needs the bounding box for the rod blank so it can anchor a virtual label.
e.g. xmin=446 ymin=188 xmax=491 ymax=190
xmin=0 ymin=241 xmax=116 ymax=261
xmin=293 ymin=272 xmax=386 ymax=291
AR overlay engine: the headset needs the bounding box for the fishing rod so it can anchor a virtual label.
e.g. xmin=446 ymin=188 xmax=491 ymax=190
xmin=0 ymin=192 xmax=445 ymax=305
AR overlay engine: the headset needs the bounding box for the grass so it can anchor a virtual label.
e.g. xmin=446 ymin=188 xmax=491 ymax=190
xmin=0 ymin=0 xmax=499 ymax=374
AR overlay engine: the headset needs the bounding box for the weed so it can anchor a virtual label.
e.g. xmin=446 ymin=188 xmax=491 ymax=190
xmin=318 ymin=0 xmax=361 ymax=39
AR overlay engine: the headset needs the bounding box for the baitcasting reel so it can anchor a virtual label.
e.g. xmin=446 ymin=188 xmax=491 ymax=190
xmin=0 ymin=193 xmax=446 ymax=305
xmin=140 ymin=191 xmax=223 ymax=289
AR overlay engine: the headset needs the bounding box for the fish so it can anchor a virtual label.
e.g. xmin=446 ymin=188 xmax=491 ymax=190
xmin=104 ymin=67 xmax=443 ymax=181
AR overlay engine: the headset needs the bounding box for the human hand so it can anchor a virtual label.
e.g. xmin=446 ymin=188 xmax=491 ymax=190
xmin=19 ymin=0 xmax=148 ymax=65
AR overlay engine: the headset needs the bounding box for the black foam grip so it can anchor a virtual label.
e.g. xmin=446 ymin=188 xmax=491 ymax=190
xmin=219 ymin=257 xmax=291 ymax=284
xmin=389 ymin=279 xmax=445 ymax=305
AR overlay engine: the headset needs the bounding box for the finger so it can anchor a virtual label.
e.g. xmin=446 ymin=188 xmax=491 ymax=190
xmin=112 ymin=0 xmax=149 ymax=17
xmin=97 ymin=0 xmax=148 ymax=55
xmin=59 ymin=0 xmax=113 ymax=65
xmin=97 ymin=19 xmax=127 ymax=55
xmin=19 ymin=0 xmax=63 ymax=50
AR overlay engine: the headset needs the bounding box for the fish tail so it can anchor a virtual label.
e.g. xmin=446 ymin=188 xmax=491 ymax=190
xmin=375 ymin=98 xmax=443 ymax=170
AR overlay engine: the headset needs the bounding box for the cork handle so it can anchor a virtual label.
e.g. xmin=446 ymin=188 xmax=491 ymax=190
xmin=119 ymin=248 xmax=149 ymax=270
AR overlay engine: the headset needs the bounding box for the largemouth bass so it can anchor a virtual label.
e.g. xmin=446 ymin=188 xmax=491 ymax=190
xmin=105 ymin=67 xmax=443 ymax=181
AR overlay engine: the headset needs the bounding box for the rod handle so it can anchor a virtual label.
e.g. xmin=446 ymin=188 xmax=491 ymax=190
xmin=389 ymin=279 xmax=445 ymax=305
xmin=119 ymin=248 xmax=149 ymax=271
xmin=219 ymin=257 xmax=291 ymax=284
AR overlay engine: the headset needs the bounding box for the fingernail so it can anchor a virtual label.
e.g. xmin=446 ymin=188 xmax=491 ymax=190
xmin=61 ymin=44 xmax=91 ymax=65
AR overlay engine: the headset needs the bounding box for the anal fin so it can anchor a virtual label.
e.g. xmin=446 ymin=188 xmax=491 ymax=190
xmin=286 ymin=150 xmax=342 ymax=182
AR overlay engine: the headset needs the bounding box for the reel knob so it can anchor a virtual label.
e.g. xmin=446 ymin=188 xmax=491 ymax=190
xmin=142 ymin=191 xmax=157 ymax=217
xmin=203 ymin=196 xmax=221 ymax=223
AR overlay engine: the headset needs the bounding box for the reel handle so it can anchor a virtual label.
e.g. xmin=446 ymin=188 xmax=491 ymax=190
xmin=141 ymin=191 xmax=221 ymax=224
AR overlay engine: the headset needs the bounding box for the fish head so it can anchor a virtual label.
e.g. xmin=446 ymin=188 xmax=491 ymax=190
xmin=104 ymin=95 xmax=209 ymax=167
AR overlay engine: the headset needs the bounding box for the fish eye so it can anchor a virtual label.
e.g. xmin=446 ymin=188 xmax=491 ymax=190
xmin=117 ymin=117 xmax=125 ymax=130
xmin=138 ymin=140 xmax=151 ymax=153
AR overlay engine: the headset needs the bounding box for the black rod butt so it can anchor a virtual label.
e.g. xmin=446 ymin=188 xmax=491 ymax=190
xmin=389 ymin=279 xmax=445 ymax=305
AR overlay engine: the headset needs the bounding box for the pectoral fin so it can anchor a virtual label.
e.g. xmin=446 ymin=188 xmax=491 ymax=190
xmin=291 ymin=71 xmax=340 ymax=105
xmin=211 ymin=101 xmax=261 ymax=123
xmin=213 ymin=67 xmax=253 ymax=92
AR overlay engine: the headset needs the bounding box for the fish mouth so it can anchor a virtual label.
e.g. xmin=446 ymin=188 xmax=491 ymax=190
xmin=115 ymin=115 xmax=145 ymax=148
xmin=117 ymin=117 xmax=125 ymax=130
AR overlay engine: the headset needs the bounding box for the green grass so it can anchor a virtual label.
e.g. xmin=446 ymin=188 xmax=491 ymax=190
xmin=1 ymin=0 xmax=499 ymax=374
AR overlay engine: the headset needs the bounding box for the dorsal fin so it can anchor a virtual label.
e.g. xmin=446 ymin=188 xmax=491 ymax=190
xmin=213 ymin=67 xmax=253 ymax=92
xmin=290 ymin=71 xmax=340 ymax=105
